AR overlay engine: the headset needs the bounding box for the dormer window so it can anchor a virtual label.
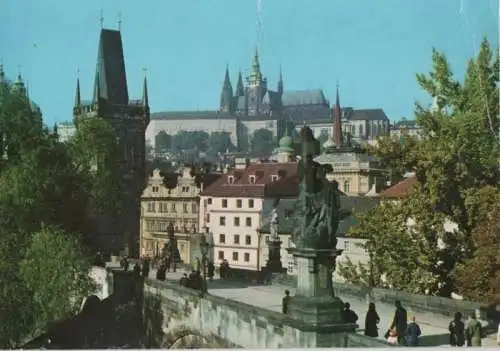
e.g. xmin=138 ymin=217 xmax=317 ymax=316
xmin=249 ymin=175 xmax=256 ymax=184
xmin=152 ymin=186 xmax=159 ymax=193
xmin=271 ymin=175 xmax=278 ymax=182
xmin=227 ymin=175 xmax=235 ymax=184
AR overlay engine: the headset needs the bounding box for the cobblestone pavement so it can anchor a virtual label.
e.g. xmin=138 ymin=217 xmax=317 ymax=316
xmin=140 ymin=266 xmax=497 ymax=347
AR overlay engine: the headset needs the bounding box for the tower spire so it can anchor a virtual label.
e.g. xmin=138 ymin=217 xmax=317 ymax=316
xmin=220 ymin=65 xmax=233 ymax=112
xmin=277 ymin=64 xmax=283 ymax=95
xmin=248 ymin=47 xmax=262 ymax=86
xmin=235 ymin=71 xmax=244 ymax=97
xmin=74 ymin=76 xmax=81 ymax=107
xmin=333 ymin=83 xmax=342 ymax=147
xmin=93 ymin=70 xmax=101 ymax=105
xmin=142 ymin=68 xmax=149 ymax=108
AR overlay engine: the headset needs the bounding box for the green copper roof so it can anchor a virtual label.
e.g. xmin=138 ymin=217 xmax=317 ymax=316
xmin=279 ymin=135 xmax=294 ymax=151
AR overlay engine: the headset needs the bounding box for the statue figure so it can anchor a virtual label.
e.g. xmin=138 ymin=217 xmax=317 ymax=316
xmin=292 ymin=126 xmax=341 ymax=251
xmin=270 ymin=198 xmax=280 ymax=241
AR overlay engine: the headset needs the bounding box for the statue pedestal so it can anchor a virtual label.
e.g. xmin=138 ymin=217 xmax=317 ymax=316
xmin=284 ymin=247 xmax=356 ymax=347
xmin=265 ymin=238 xmax=283 ymax=273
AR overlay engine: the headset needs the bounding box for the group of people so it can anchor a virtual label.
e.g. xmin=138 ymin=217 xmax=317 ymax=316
xmin=179 ymin=271 xmax=206 ymax=291
xmin=282 ymin=292 xmax=493 ymax=347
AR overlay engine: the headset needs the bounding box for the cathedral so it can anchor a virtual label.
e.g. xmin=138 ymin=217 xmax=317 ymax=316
xmin=147 ymin=48 xmax=390 ymax=150
xmin=147 ymin=48 xmax=333 ymax=150
xmin=73 ymin=27 xmax=149 ymax=256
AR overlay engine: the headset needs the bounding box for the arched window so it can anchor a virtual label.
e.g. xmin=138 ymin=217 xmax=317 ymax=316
xmin=343 ymin=180 xmax=350 ymax=193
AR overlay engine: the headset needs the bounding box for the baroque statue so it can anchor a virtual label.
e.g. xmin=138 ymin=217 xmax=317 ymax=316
xmin=269 ymin=198 xmax=280 ymax=241
xmin=292 ymin=126 xmax=341 ymax=251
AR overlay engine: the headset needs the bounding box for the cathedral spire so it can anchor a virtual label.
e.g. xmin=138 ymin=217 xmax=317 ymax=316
xmin=142 ymin=74 xmax=149 ymax=108
xmin=219 ymin=65 xmax=233 ymax=112
xmin=277 ymin=64 xmax=283 ymax=95
xmin=74 ymin=77 xmax=81 ymax=107
xmin=248 ymin=47 xmax=262 ymax=86
xmin=333 ymin=84 xmax=342 ymax=147
xmin=235 ymin=71 xmax=244 ymax=97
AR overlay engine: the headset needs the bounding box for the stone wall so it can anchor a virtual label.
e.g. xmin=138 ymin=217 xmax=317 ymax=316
xmin=143 ymin=278 xmax=388 ymax=348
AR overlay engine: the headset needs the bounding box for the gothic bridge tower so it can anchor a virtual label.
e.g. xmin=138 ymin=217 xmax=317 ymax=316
xmin=73 ymin=28 xmax=149 ymax=257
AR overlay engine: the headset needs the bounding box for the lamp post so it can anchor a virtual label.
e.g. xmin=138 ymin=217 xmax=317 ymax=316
xmin=199 ymin=228 xmax=211 ymax=293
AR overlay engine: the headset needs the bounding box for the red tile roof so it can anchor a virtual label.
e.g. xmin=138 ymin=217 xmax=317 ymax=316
xmin=200 ymin=163 xmax=299 ymax=198
xmin=379 ymin=175 xmax=419 ymax=199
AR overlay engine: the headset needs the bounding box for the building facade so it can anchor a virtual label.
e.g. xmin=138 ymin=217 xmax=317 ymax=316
xmin=73 ymin=28 xmax=149 ymax=256
xmin=56 ymin=121 xmax=77 ymax=142
xmin=199 ymin=162 xmax=299 ymax=271
xmin=140 ymin=167 xmax=218 ymax=263
xmin=315 ymin=88 xmax=387 ymax=195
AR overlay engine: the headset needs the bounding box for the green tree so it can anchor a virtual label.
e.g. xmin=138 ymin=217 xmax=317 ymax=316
xmin=368 ymin=130 xmax=420 ymax=185
xmin=251 ymin=128 xmax=275 ymax=156
xmin=20 ymin=226 xmax=95 ymax=332
xmin=209 ymin=131 xmax=235 ymax=155
xmin=70 ymin=118 xmax=127 ymax=217
xmin=339 ymin=38 xmax=500 ymax=299
xmin=171 ymin=131 xmax=209 ymax=152
xmin=317 ymin=131 xmax=329 ymax=152
xmin=154 ymin=130 xmax=171 ymax=151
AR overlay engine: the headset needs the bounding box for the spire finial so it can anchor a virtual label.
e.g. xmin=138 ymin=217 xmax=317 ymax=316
xmin=142 ymin=67 xmax=149 ymax=107
xmin=99 ymin=9 xmax=104 ymax=29
xmin=118 ymin=12 xmax=122 ymax=31
xmin=17 ymin=64 xmax=22 ymax=79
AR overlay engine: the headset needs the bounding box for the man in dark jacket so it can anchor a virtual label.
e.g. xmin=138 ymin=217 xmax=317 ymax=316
xmin=390 ymin=300 xmax=408 ymax=345
xmin=282 ymin=290 xmax=291 ymax=314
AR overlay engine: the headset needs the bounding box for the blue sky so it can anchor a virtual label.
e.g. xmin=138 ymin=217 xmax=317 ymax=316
xmin=0 ymin=0 xmax=498 ymax=125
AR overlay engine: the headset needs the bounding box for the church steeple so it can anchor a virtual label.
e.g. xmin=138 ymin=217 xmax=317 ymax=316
xmin=142 ymin=75 xmax=149 ymax=108
xmin=235 ymin=71 xmax=244 ymax=97
xmin=92 ymin=70 xmax=101 ymax=110
xmin=277 ymin=65 xmax=283 ymax=95
xmin=247 ymin=47 xmax=263 ymax=86
xmin=219 ymin=65 xmax=233 ymax=112
xmin=333 ymin=84 xmax=342 ymax=147
xmin=11 ymin=73 xmax=26 ymax=96
xmin=74 ymin=77 xmax=81 ymax=107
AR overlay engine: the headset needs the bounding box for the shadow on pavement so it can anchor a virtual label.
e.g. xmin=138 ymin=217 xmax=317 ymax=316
xmin=419 ymin=333 xmax=450 ymax=347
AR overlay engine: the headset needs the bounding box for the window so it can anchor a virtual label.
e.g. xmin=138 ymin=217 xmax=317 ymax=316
xmin=171 ymin=203 xmax=176 ymax=212
xmin=227 ymin=175 xmax=234 ymax=184
xmin=233 ymin=217 xmax=240 ymax=226
xmin=232 ymin=252 xmax=239 ymax=261
xmin=249 ymin=175 xmax=256 ymax=184
xmin=284 ymin=209 xmax=292 ymax=218
xmin=182 ymin=186 xmax=189 ymax=192
xmin=245 ymin=235 xmax=251 ymax=245
xmin=219 ymin=216 xmax=226 ymax=226
xmin=183 ymin=203 xmax=188 ymax=213
xmin=152 ymin=186 xmax=159 ymax=193
xmin=222 ymin=199 xmax=228 ymax=208
xmin=207 ymin=198 xmax=213 ymax=205
xmin=218 ymin=251 xmax=224 ymax=259
xmin=147 ymin=202 xmax=156 ymax=212
xmin=234 ymin=235 xmax=240 ymax=244
xmin=191 ymin=203 xmax=197 ymax=213
xmin=206 ymin=214 xmax=210 ymax=223
xmin=236 ymin=199 xmax=242 ymax=208
xmin=271 ymin=175 xmax=278 ymax=182
xmin=219 ymin=234 xmax=226 ymax=244
xmin=244 ymin=253 xmax=250 ymax=262
xmin=245 ymin=217 xmax=252 ymax=227
xmin=343 ymin=180 xmax=350 ymax=193
xmin=248 ymin=199 xmax=254 ymax=208
xmin=344 ymin=240 xmax=350 ymax=252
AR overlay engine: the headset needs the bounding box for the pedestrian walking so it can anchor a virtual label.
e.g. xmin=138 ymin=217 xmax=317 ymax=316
xmin=364 ymin=302 xmax=380 ymax=337
xmin=449 ymin=312 xmax=465 ymax=347
xmin=390 ymin=300 xmax=408 ymax=345
xmin=405 ymin=316 xmax=422 ymax=347
xmin=465 ymin=312 xmax=483 ymax=347
xmin=282 ymin=290 xmax=291 ymax=314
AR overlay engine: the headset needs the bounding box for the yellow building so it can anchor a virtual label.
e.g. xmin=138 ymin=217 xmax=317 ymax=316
xmin=140 ymin=167 xmax=217 ymax=263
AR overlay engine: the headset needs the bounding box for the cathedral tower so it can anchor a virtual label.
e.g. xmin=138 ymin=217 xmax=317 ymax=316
xmin=73 ymin=28 xmax=150 ymax=257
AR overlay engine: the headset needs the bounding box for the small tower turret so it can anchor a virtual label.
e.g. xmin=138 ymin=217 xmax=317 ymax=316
xmin=11 ymin=74 xmax=26 ymax=96
xmin=277 ymin=65 xmax=284 ymax=96
xmin=235 ymin=71 xmax=245 ymax=97
xmin=219 ymin=65 xmax=233 ymax=112
xmin=142 ymin=75 xmax=149 ymax=109
xmin=74 ymin=77 xmax=81 ymax=108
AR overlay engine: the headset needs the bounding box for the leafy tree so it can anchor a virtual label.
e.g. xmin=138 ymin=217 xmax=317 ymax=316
xmin=20 ymin=225 xmax=95 ymax=332
xmin=317 ymin=131 xmax=329 ymax=152
xmin=171 ymin=131 xmax=209 ymax=152
xmin=70 ymin=118 xmax=127 ymax=218
xmin=209 ymin=131 xmax=235 ymax=155
xmin=453 ymin=186 xmax=500 ymax=302
xmin=251 ymin=128 xmax=275 ymax=156
xmin=154 ymin=130 xmax=171 ymax=151
xmin=339 ymin=38 xmax=500 ymax=299
xmin=368 ymin=130 xmax=420 ymax=185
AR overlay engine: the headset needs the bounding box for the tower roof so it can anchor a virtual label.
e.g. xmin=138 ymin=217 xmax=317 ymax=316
xmin=333 ymin=85 xmax=342 ymax=147
xmin=93 ymin=29 xmax=129 ymax=105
